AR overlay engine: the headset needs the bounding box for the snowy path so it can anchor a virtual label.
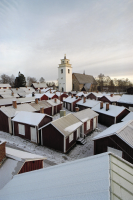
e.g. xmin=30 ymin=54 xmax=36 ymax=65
xmin=0 ymin=123 xmax=107 ymax=165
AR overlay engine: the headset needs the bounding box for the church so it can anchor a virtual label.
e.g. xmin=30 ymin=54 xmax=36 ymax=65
xmin=58 ymin=55 xmax=97 ymax=92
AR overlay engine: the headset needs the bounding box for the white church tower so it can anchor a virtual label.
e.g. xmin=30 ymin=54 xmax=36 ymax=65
xmin=58 ymin=54 xmax=72 ymax=92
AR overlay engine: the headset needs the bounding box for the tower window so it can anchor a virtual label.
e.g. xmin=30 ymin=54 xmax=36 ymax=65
xmin=61 ymin=69 xmax=63 ymax=73
xmin=68 ymin=69 xmax=70 ymax=73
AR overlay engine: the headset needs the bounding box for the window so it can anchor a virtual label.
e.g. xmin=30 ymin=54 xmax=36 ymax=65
xmin=87 ymin=120 xmax=90 ymax=130
xmin=18 ymin=124 xmax=25 ymax=135
xmin=69 ymin=133 xmax=74 ymax=143
xmin=68 ymin=69 xmax=70 ymax=73
xmin=61 ymin=69 xmax=63 ymax=73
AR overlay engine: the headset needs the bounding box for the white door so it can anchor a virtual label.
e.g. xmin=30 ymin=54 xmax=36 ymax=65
xmin=93 ymin=118 xmax=96 ymax=130
xmin=77 ymin=128 xmax=80 ymax=139
xmin=31 ymin=127 xmax=37 ymax=143
xmin=67 ymin=103 xmax=70 ymax=110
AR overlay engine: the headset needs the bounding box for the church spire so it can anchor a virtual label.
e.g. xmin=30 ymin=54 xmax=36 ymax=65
xmin=64 ymin=54 xmax=66 ymax=59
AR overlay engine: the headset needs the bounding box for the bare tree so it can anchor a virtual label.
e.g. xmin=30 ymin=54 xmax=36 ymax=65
xmin=27 ymin=77 xmax=37 ymax=86
xmin=39 ymin=77 xmax=45 ymax=83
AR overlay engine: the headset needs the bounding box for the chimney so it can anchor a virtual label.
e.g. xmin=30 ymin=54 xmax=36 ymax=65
xmin=75 ymin=107 xmax=79 ymax=112
xmin=50 ymin=89 xmax=51 ymax=93
xmin=11 ymin=92 xmax=14 ymax=96
xmin=75 ymin=96 xmax=78 ymax=99
xmin=29 ymin=89 xmax=30 ymax=91
xmin=39 ymin=89 xmax=41 ymax=94
xmin=110 ymin=94 xmax=113 ymax=97
xmin=0 ymin=141 xmax=6 ymax=163
xmin=71 ymin=94 xmax=73 ymax=98
xmin=54 ymin=98 xmax=57 ymax=103
xmin=26 ymin=86 xmax=27 ymax=88
xmin=16 ymin=88 xmax=18 ymax=90
xmin=100 ymin=102 xmax=103 ymax=109
xmin=83 ymin=97 xmax=86 ymax=103
xmin=40 ymin=107 xmax=44 ymax=113
xmin=13 ymin=101 xmax=17 ymax=109
xmin=106 ymin=103 xmax=109 ymax=111
xmin=35 ymin=98 xmax=38 ymax=104
xmin=60 ymin=110 xmax=66 ymax=117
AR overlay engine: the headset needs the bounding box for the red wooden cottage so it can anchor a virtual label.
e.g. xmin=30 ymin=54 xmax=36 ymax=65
xmin=56 ymin=92 xmax=68 ymax=102
xmin=73 ymin=108 xmax=99 ymax=136
xmin=63 ymin=95 xmax=81 ymax=111
xmin=47 ymin=98 xmax=63 ymax=115
xmin=0 ymin=102 xmax=37 ymax=134
xmin=12 ymin=111 xmax=52 ymax=144
xmin=99 ymin=94 xmax=121 ymax=105
xmin=86 ymin=92 xmax=103 ymax=100
xmin=93 ymin=120 xmax=133 ymax=164
xmin=92 ymin=102 xmax=130 ymax=127
xmin=39 ymin=113 xmax=83 ymax=153
xmin=31 ymin=82 xmax=47 ymax=90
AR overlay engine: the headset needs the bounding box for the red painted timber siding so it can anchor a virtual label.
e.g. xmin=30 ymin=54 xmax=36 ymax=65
xmin=0 ymin=110 xmax=9 ymax=133
xmin=14 ymin=122 xmax=33 ymax=141
xmin=84 ymin=119 xmax=93 ymax=135
xmin=77 ymin=105 xmax=90 ymax=111
xmin=116 ymin=109 xmax=130 ymax=123
xmin=57 ymin=104 xmax=62 ymax=113
xmin=97 ymin=113 xmax=115 ymax=127
xmin=51 ymin=95 xmax=58 ymax=99
xmin=42 ymin=124 xmax=64 ymax=152
xmin=0 ymin=142 xmax=6 ymax=162
xmin=38 ymin=115 xmax=52 ymax=128
xmin=60 ymin=94 xmax=68 ymax=101
xmin=99 ymin=96 xmax=112 ymax=104
xmin=44 ymin=107 xmax=52 ymax=116
xmin=66 ymin=131 xmax=76 ymax=152
xmin=19 ymin=160 xmax=43 ymax=174
xmin=41 ymin=95 xmax=48 ymax=100
xmin=72 ymin=99 xmax=81 ymax=111
xmin=87 ymin=93 xmax=97 ymax=100
xmin=94 ymin=135 xmax=133 ymax=164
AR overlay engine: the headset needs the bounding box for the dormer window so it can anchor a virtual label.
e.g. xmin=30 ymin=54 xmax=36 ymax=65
xmin=61 ymin=69 xmax=63 ymax=73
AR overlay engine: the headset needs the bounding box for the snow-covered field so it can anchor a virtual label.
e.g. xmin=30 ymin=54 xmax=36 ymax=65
xmin=0 ymin=108 xmax=107 ymax=166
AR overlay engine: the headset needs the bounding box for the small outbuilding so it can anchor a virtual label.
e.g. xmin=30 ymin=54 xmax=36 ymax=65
xmin=99 ymin=94 xmax=121 ymax=105
xmin=39 ymin=113 xmax=82 ymax=153
xmin=93 ymin=120 xmax=133 ymax=164
xmin=76 ymin=98 xmax=100 ymax=110
xmin=92 ymin=102 xmax=130 ymax=127
xmin=63 ymin=95 xmax=81 ymax=111
xmin=117 ymin=94 xmax=133 ymax=108
xmin=47 ymin=98 xmax=63 ymax=115
xmin=12 ymin=111 xmax=52 ymax=144
xmin=73 ymin=108 xmax=99 ymax=136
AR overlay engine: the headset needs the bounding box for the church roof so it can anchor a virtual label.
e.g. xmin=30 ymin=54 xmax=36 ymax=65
xmin=73 ymin=73 xmax=97 ymax=84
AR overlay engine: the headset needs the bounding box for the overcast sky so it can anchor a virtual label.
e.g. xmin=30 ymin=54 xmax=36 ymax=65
xmin=0 ymin=0 xmax=133 ymax=82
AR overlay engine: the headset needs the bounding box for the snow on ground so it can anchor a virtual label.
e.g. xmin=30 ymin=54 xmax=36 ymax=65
xmin=0 ymin=108 xmax=107 ymax=166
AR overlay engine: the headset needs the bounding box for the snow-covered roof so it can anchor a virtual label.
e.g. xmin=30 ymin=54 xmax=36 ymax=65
xmin=101 ymin=95 xmax=121 ymax=102
xmin=0 ymin=84 xmax=11 ymax=88
xmin=0 ymin=139 xmax=6 ymax=144
xmin=117 ymin=94 xmax=133 ymax=104
xmin=46 ymin=89 xmax=56 ymax=93
xmin=129 ymin=107 xmax=133 ymax=112
xmin=55 ymin=92 xmax=63 ymax=97
xmin=18 ymin=97 xmax=36 ymax=103
xmin=11 ymin=88 xmax=26 ymax=97
xmin=0 ymin=158 xmax=24 ymax=190
xmin=0 ymin=98 xmax=19 ymax=106
xmin=76 ymin=99 xmax=100 ymax=108
xmin=0 ymin=152 xmax=132 ymax=200
xmin=44 ymin=92 xmax=56 ymax=98
xmin=47 ymin=98 xmax=62 ymax=106
xmin=6 ymin=147 xmax=46 ymax=162
xmin=51 ymin=113 xmax=82 ymax=137
xmin=92 ymin=102 xmax=127 ymax=117
xmin=122 ymin=112 xmax=133 ymax=122
xmin=0 ymin=104 xmax=36 ymax=118
xmin=76 ymin=92 xmax=89 ymax=97
xmin=63 ymin=96 xmax=80 ymax=103
xmin=1 ymin=94 xmax=19 ymax=98
xmin=20 ymin=87 xmax=35 ymax=94
xmin=26 ymin=93 xmax=44 ymax=98
xmin=73 ymin=108 xmax=98 ymax=122
xmin=30 ymin=100 xmax=51 ymax=110
xmin=0 ymin=89 xmax=12 ymax=95
xmin=89 ymin=92 xmax=103 ymax=98
xmin=32 ymin=82 xmax=47 ymax=88
xmin=12 ymin=111 xmax=47 ymax=126
xmin=93 ymin=120 xmax=133 ymax=148
xmin=41 ymin=88 xmax=50 ymax=93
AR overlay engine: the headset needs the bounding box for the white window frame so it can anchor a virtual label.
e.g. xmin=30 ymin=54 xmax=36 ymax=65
xmin=18 ymin=124 xmax=25 ymax=135
xmin=87 ymin=120 xmax=90 ymax=130
xmin=69 ymin=133 xmax=74 ymax=143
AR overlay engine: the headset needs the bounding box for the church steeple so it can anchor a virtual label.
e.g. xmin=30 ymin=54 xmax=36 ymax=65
xmin=64 ymin=54 xmax=66 ymax=59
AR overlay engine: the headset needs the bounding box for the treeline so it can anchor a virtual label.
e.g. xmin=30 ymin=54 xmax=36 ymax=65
xmin=95 ymin=73 xmax=133 ymax=92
